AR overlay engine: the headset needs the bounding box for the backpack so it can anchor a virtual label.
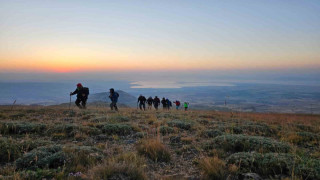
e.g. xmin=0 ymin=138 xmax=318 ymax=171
xmin=115 ymin=92 xmax=119 ymax=98
xmin=83 ymin=87 xmax=89 ymax=95
xmin=176 ymin=101 xmax=180 ymax=106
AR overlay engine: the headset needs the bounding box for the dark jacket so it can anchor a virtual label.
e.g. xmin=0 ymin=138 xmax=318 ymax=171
xmin=147 ymin=97 xmax=153 ymax=105
xmin=109 ymin=92 xmax=119 ymax=103
xmin=153 ymin=97 xmax=160 ymax=106
xmin=71 ymin=87 xmax=89 ymax=99
xmin=161 ymin=98 xmax=167 ymax=106
xmin=138 ymin=96 xmax=146 ymax=104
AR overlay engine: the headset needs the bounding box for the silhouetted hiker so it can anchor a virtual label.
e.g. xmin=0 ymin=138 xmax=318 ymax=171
xmin=147 ymin=96 xmax=153 ymax=110
xmin=184 ymin=102 xmax=189 ymax=111
xmin=161 ymin=97 xmax=167 ymax=110
xmin=137 ymin=95 xmax=146 ymax=110
xmin=109 ymin=88 xmax=119 ymax=111
xmin=153 ymin=96 xmax=160 ymax=110
xmin=70 ymin=83 xmax=89 ymax=109
xmin=173 ymin=100 xmax=181 ymax=110
xmin=166 ymin=99 xmax=172 ymax=110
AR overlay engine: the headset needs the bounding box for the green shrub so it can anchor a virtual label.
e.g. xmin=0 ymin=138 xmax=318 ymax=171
xmin=218 ymin=124 xmax=275 ymax=136
xmin=109 ymin=115 xmax=130 ymax=122
xmin=134 ymin=132 xmax=147 ymax=138
xmin=0 ymin=122 xmax=46 ymax=135
xmin=202 ymin=129 xmax=223 ymax=138
xmin=137 ymin=139 xmax=171 ymax=162
xmin=296 ymin=158 xmax=320 ymax=179
xmin=19 ymin=139 xmax=52 ymax=152
xmin=101 ymin=124 xmax=134 ymax=135
xmin=0 ymin=137 xmax=21 ymax=163
xmin=159 ymin=126 xmax=175 ymax=135
xmin=80 ymin=126 xmax=101 ymax=136
xmin=297 ymin=132 xmax=320 ymax=143
xmin=15 ymin=145 xmax=66 ymax=170
xmin=208 ymin=134 xmax=291 ymax=153
xmin=167 ymin=120 xmax=192 ymax=130
xmin=226 ymin=152 xmax=320 ymax=179
xmin=63 ymin=145 xmax=104 ymax=172
xmin=46 ymin=124 xmax=78 ymax=137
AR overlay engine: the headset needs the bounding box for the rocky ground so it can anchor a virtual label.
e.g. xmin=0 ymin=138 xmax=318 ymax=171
xmin=0 ymin=105 xmax=319 ymax=180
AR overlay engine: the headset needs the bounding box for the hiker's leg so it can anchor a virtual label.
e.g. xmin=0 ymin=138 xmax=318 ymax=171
xmin=75 ymin=98 xmax=82 ymax=109
xmin=82 ymin=99 xmax=87 ymax=109
xmin=139 ymin=103 xmax=142 ymax=110
xmin=143 ymin=103 xmax=146 ymax=110
xmin=110 ymin=102 xmax=114 ymax=110
xmin=114 ymin=103 xmax=118 ymax=111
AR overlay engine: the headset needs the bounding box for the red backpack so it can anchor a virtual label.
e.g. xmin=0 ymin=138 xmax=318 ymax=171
xmin=176 ymin=101 xmax=180 ymax=106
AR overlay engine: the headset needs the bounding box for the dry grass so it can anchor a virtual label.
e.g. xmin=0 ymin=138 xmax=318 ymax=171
xmin=137 ymin=138 xmax=171 ymax=162
xmin=88 ymin=152 xmax=147 ymax=180
xmin=198 ymin=156 xmax=228 ymax=180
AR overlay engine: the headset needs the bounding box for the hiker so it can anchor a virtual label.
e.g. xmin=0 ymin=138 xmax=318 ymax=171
xmin=137 ymin=95 xmax=146 ymax=111
xmin=153 ymin=96 xmax=160 ymax=110
xmin=184 ymin=102 xmax=189 ymax=111
xmin=161 ymin=97 xmax=167 ymax=110
xmin=109 ymin=88 xmax=119 ymax=111
xmin=147 ymin=96 xmax=153 ymax=110
xmin=173 ymin=100 xmax=181 ymax=110
xmin=70 ymin=83 xmax=89 ymax=109
xmin=166 ymin=98 xmax=172 ymax=110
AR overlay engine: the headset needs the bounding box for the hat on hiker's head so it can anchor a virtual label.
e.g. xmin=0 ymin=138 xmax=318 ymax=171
xmin=77 ymin=83 xmax=82 ymax=87
xmin=109 ymin=88 xmax=114 ymax=92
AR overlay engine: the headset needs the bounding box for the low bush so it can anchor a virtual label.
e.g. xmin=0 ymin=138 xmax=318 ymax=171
xmin=167 ymin=120 xmax=192 ymax=130
xmin=63 ymin=145 xmax=104 ymax=173
xmin=208 ymin=134 xmax=291 ymax=153
xmin=218 ymin=123 xmax=275 ymax=136
xmin=89 ymin=152 xmax=147 ymax=180
xmin=46 ymin=124 xmax=79 ymax=138
xmin=101 ymin=124 xmax=134 ymax=136
xmin=79 ymin=126 xmax=101 ymax=136
xmin=109 ymin=115 xmax=130 ymax=122
xmin=0 ymin=122 xmax=46 ymax=135
xmin=137 ymin=138 xmax=171 ymax=162
xmin=0 ymin=137 xmax=21 ymax=163
xmin=202 ymin=129 xmax=223 ymax=138
xmin=226 ymin=152 xmax=320 ymax=179
xmin=15 ymin=145 xmax=66 ymax=170
xmin=297 ymin=132 xmax=320 ymax=143
xmin=159 ymin=126 xmax=175 ymax=135
xmin=19 ymin=139 xmax=52 ymax=152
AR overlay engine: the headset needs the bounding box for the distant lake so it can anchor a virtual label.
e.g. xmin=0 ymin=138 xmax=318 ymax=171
xmin=130 ymin=81 xmax=235 ymax=88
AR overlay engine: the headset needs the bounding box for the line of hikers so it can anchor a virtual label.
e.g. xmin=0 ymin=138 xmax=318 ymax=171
xmin=70 ymin=83 xmax=189 ymax=111
xmin=137 ymin=95 xmax=189 ymax=111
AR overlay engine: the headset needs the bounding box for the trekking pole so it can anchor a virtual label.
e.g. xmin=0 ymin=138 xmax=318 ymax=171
xmin=11 ymin=100 xmax=16 ymax=111
xmin=69 ymin=95 xmax=71 ymax=110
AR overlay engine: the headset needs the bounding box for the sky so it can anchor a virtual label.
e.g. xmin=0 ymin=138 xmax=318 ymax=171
xmin=0 ymin=0 xmax=319 ymax=82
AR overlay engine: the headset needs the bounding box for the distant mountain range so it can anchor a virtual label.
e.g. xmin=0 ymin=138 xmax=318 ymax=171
xmin=87 ymin=90 xmax=137 ymax=107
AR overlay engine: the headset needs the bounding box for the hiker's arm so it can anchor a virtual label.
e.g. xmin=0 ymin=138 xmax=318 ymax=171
xmin=70 ymin=89 xmax=78 ymax=95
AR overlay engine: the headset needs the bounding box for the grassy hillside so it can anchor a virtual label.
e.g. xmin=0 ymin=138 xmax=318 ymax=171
xmin=0 ymin=106 xmax=319 ymax=179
